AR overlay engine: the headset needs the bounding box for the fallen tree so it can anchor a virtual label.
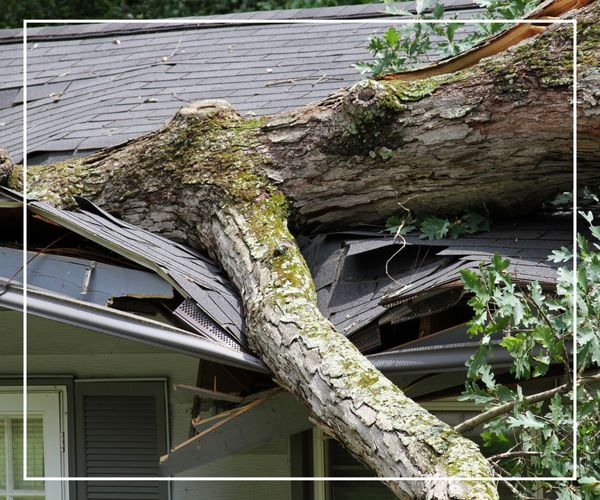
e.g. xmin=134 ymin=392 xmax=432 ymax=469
xmin=5 ymin=2 xmax=600 ymax=498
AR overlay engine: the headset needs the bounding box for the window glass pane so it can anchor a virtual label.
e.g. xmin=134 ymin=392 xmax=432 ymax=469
xmin=0 ymin=417 xmax=6 ymax=490
xmin=11 ymin=417 xmax=45 ymax=490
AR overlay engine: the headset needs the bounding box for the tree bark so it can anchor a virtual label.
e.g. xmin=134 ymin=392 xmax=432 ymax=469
xmin=8 ymin=4 xmax=600 ymax=499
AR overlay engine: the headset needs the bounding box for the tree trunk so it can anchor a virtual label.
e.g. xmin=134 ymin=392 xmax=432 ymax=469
xmin=9 ymin=4 xmax=600 ymax=499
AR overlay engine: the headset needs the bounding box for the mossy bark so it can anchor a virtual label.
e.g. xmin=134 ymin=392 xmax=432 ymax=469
xmin=6 ymin=5 xmax=600 ymax=499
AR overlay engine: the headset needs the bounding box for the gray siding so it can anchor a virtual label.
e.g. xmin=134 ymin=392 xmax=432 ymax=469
xmin=1 ymin=310 xmax=292 ymax=499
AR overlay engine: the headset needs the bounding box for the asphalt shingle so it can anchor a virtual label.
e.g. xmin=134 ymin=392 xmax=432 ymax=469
xmin=300 ymin=214 xmax=572 ymax=341
xmin=0 ymin=0 xmax=486 ymax=163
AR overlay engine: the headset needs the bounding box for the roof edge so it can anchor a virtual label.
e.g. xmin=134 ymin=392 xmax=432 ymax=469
xmin=0 ymin=1 xmax=480 ymax=44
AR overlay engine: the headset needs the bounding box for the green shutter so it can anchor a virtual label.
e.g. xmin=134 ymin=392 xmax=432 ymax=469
xmin=75 ymin=382 xmax=167 ymax=500
xmin=0 ymin=418 xmax=5 ymax=491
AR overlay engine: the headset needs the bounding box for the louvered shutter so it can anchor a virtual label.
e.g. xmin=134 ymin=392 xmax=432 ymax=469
xmin=75 ymin=381 xmax=168 ymax=500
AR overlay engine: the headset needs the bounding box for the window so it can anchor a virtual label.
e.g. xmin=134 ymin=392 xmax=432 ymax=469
xmin=0 ymin=388 xmax=68 ymax=500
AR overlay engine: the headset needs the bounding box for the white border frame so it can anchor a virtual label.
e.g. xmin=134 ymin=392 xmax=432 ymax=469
xmin=21 ymin=15 xmax=578 ymax=484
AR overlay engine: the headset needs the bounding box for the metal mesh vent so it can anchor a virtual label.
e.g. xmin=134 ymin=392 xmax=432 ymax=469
xmin=388 ymin=288 xmax=464 ymax=325
xmin=349 ymin=324 xmax=381 ymax=353
xmin=174 ymin=298 xmax=245 ymax=352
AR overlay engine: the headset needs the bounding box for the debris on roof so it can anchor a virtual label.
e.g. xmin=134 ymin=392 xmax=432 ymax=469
xmin=378 ymin=0 xmax=594 ymax=82
xmin=30 ymin=197 xmax=247 ymax=350
xmin=0 ymin=184 xmax=572 ymax=373
xmin=0 ymin=172 xmax=573 ymax=475
xmin=300 ymin=213 xmax=571 ymax=352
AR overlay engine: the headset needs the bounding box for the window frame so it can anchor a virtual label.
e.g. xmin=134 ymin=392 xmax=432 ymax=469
xmin=0 ymin=385 xmax=70 ymax=500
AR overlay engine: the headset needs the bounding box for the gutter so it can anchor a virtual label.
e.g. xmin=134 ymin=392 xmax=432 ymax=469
xmin=0 ymin=283 xmax=268 ymax=374
xmin=1 ymin=280 xmax=521 ymax=376
xmin=368 ymin=342 xmax=515 ymax=374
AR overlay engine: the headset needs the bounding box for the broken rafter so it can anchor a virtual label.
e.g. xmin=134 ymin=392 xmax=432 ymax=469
xmin=160 ymin=389 xmax=311 ymax=475
xmin=173 ymin=383 xmax=244 ymax=403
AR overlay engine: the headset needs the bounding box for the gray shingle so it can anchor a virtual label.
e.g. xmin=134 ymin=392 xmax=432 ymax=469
xmin=299 ymin=215 xmax=571 ymax=339
xmin=0 ymin=1 xmax=486 ymax=162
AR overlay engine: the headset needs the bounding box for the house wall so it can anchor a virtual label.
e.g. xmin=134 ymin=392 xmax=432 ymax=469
xmin=0 ymin=310 xmax=291 ymax=500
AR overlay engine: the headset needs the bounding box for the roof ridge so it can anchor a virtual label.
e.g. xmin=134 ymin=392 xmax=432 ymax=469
xmin=0 ymin=0 xmax=480 ymax=44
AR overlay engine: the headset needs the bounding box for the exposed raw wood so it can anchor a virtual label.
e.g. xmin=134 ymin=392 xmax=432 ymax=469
xmin=160 ymin=389 xmax=311 ymax=475
xmin=172 ymin=384 xmax=244 ymax=403
xmin=6 ymin=4 xmax=600 ymax=498
xmin=378 ymin=0 xmax=593 ymax=82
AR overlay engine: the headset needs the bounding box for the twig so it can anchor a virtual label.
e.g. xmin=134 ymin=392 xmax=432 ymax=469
xmin=488 ymin=450 xmax=541 ymax=462
xmin=264 ymin=79 xmax=297 ymax=87
xmin=525 ymin=294 xmax=572 ymax=384
xmin=579 ymin=372 xmax=600 ymax=385
xmin=454 ymin=384 xmax=566 ymax=434
xmin=162 ymin=34 xmax=183 ymax=62
xmin=313 ymin=73 xmax=329 ymax=85
xmin=171 ymin=91 xmax=191 ymax=102
xmin=489 ymin=462 xmax=530 ymax=500
xmin=455 ymin=373 xmax=600 ymax=434
xmin=264 ymin=74 xmax=343 ymax=88
xmin=384 ymin=194 xmax=419 ymax=287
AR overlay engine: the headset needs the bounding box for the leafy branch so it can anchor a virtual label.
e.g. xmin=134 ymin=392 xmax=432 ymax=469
xmin=355 ymin=0 xmax=540 ymax=77
xmin=455 ymin=210 xmax=600 ymax=498
xmin=385 ymin=209 xmax=491 ymax=240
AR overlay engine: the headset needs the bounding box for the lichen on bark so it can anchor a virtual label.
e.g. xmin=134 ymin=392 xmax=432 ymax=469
xmin=207 ymin=175 xmax=498 ymax=499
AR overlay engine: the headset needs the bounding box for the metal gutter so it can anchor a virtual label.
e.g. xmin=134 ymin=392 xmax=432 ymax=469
xmin=2 ymin=276 xmax=501 ymax=376
xmin=0 ymin=283 xmax=268 ymax=374
xmin=368 ymin=342 xmax=515 ymax=374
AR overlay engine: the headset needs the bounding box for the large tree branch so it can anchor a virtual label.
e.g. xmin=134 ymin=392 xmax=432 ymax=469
xmin=7 ymin=4 xmax=600 ymax=499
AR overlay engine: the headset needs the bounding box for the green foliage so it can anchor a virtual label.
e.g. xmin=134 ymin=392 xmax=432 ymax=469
xmin=355 ymin=0 xmax=540 ymax=76
xmin=550 ymin=187 xmax=600 ymax=210
xmin=458 ymin=211 xmax=600 ymax=497
xmin=385 ymin=209 xmax=490 ymax=240
xmin=552 ymin=191 xmax=575 ymax=207
xmin=0 ymin=0 xmax=372 ymax=28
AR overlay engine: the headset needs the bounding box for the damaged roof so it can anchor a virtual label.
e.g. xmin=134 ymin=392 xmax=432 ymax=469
xmin=0 ymin=3 xmax=571 ymax=377
xmin=0 ymin=186 xmax=268 ymax=370
xmin=0 ymin=181 xmax=570 ymax=372
xmin=0 ymin=0 xmax=486 ymax=164
xmin=300 ymin=214 xmax=571 ymax=349
xmin=30 ymin=197 xmax=246 ymax=350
